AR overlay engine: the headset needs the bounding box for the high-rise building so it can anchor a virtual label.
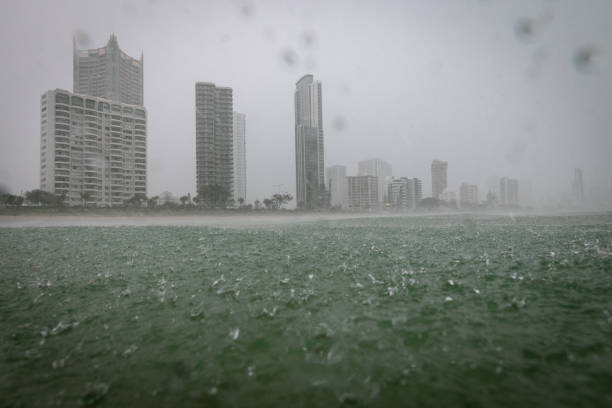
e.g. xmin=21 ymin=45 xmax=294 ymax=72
xmin=431 ymin=159 xmax=448 ymax=199
xmin=499 ymin=177 xmax=519 ymax=207
xmin=347 ymin=176 xmax=378 ymax=210
xmin=459 ymin=183 xmax=479 ymax=208
xmin=195 ymin=82 xmax=234 ymax=201
xmin=388 ymin=177 xmax=422 ymax=209
xmin=358 ymin=158 xmax=392 ymax=205
xmin=326 ymin=165 xmax=347 ymax=208
xmin=40 ymin=89 xmax=147 ymax=206
xmin=233 ymin=112 xmax=246 ymax=203
xmin=74 ymin=34 xmax=144 ymax=106
xmin=295 ymin=74 xmax=325 ymax=208
xmin=572 ymin=168 xmax=585 ymax=206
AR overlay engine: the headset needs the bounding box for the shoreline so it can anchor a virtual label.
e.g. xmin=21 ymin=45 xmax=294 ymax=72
xmin=0 ymin=209 xmax=609 ymax=228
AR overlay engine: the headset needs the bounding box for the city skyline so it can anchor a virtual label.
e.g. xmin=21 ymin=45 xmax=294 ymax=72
xmin=1 ymin=1 xmax=611 ymax=209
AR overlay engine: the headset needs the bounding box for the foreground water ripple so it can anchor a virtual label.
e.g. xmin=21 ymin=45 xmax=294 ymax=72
xmin=1 ymin=214 xmax=612 ymax=407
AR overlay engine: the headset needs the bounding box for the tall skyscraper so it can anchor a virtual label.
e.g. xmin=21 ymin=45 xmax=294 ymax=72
xmin=295 ymin=74 xmax=325 ymax=208
xmin=431 ymin=159 xmax=448 ymax=199
xmin=572 ymin=168 xmax=585 ymax=206
xmin=358 ymin=158 xmax=392 ymax=205
xmin=459 ymin=183 xmax=479 ymax=208
xmin=499 ymin=177 xmax=519 ymax=207
xmin=347 ymin=176 xmax=378 ymax=210
xmin=195 ymin=82 xmax=233 ymax=201
xmin=74 ymin=34 xmax=143 ymax=106
xmin=326 ymin=165 xmax=347 ymax=208
xmin=40 ymin=89 xmax=147 ymax=206
xmin=233 ymin=112 xmax=246 ymax=203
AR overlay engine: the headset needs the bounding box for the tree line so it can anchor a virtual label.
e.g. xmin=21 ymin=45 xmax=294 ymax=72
xmin=0 ymin=187 xmax=294 ymax=211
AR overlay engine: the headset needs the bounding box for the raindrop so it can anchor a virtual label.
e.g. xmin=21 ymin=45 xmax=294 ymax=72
xmin=81 ymin=383 xmax=109 ymax=406
xmin=573 ymin=45 xmax=600 ymax=74
xmin=332 ymin=115 xmax=347 ymax=131
xmin=73 ymin=29 xmax=92 ymax=48
xmin=238 ymin=1 xmax=254 ymax=18
xmin=302 ymin=30 xmax=316 ymax=47
xmin=122 ymin=344 xmax=138 ymax=357
xmin=514 ymin=18 xmax=537 ymax=41
xmin=280 ymin=48 xmax=298 ymax=68
xmin=230 ymin=328 xmax=240 ymax=340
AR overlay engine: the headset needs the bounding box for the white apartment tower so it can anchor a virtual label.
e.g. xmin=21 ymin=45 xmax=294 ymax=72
xmin=40 ymin=89 xmax=147 ymax=206
xmin=388 ymin=177 xmax=423 ymax=209
xmin=74 ymin=34 xmax=144 ymax=106
xmin=195 ymin=82 xmax=234 ymax=200
xmin=295 ymin=74 xmax=325 ymax=208
xmin=347 ymin=176 xmax=378 ymax=210
xmin=358 ymin=158 xmax=392 ymax=206
xmin=326 ymin=165 xmax=347 ymax=208
xmin=233 ymin=112 xmax=246 ymax=203
xmin=431 ymin=159 xmax=448 ymax=199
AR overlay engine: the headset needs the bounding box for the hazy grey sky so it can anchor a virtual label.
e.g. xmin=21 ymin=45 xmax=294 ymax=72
xmin=1 ymin=0 xmax=610 ymax=206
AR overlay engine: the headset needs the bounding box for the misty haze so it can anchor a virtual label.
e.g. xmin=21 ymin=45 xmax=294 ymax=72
xmin=1 ymin=0 xmax=611 ymax=407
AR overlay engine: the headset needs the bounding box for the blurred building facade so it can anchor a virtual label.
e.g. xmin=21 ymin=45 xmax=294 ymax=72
xmin=431 ymin=159 xmax=448 ymax=199
xmin=347 ymin=176 xmax=378 ymax=210
xmin=572 ymin=168 xmax=585 ymax=206
xmin=499 ymin=177 xmax=519 ymax=207
xmin=358 ymin=158 xmax=392 ymax=206
xmin=459 ymin=183 xmax=479 ymax=208
xmin=233 ymin=112 xmax=246 ymax=202
xmin=195 ymin=82 xmax=234 ymax=199
xmin=295 ymin=74 xmax=325 ymax=208
xmin=73 ymin=34 xmax=144 ymax=106
xmin=326 ymin=165 xmax=347 ymax=208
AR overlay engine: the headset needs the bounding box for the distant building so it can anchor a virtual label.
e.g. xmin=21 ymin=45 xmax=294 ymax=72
xmin=195 ymin=82 xmax=233 ymax=200
xmin=73 ymin=34 xmax=143 ymax=106
xmin=431 ymin=160 xmax=448 ymax=199
xmin=572 ymin=168 xmax=585 ymax=206
xmin=358 ymin=158 xmax=392 ymax=206
xmin=440 ymin=191 xmax=457 ymax=207
xmin=499 ymin=177 xmax=519 ymax=207
xmin=40 ymin=89 xmax=147 ymax=206
xmin=459 ymin=183 xmax=479 ymax=208
xmin=295 ymin=74 xmax=325 ymax=208
xmin=347 ymin=176 xmax=378 ymax=210
xmin=326 ymin=165 xmax=347 ymax=208
xmin=233 ymin=112 xmax=246 ymax=202
xmin=388 ymin=177 xmax=422 ymax=209
xmin=519 ymin=180 xmax=533 ymax=208
xmin=158 ymin=191 xmax=179 ymax=206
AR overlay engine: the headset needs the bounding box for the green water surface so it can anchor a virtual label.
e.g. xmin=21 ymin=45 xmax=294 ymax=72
xmin=1 ymin=214 xmax=612 ymax=407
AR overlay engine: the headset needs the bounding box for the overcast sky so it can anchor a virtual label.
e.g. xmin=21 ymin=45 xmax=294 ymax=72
xmin=0 ymin=0 xmax=610 ymax=206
